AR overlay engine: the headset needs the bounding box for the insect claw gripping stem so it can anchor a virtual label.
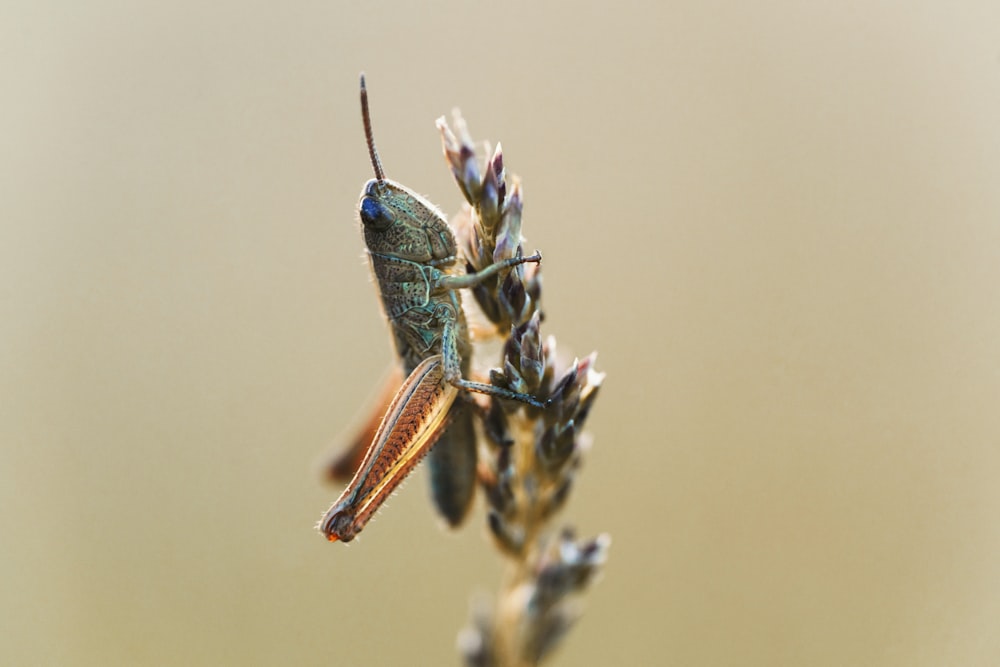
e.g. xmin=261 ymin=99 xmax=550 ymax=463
xmin=436 ymin=251 xmax=541 ymax=291
xmin=453 ymin=378 xmax=549 ymax=409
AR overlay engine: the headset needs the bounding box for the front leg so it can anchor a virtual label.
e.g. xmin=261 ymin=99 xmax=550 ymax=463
xmin=434 ymin=251 xmax=541 ymax=291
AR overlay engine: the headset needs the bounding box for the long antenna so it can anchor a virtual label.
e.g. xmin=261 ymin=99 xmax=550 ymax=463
xmin=359 ymin=73 xmax=385 ymax=183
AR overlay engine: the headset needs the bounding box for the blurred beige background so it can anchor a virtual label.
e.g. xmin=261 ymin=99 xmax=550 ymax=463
xmin=3 ymin=2 xmax=1000 ymax=665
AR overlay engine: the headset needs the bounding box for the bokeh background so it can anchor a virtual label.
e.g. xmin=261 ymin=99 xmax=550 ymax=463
xmin=3 ymin=2 xmax=1000 ymax=665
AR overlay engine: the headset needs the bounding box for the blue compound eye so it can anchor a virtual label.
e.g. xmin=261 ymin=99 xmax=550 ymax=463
xmin=359 ymin=197 xmax=394 ymax=230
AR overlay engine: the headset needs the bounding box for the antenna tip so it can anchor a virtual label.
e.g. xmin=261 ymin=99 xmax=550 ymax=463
xmin=359 ymin=72 xmax=366 ymax=91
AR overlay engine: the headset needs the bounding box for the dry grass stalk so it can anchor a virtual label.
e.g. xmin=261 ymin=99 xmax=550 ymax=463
xmin=437 ymin=112 xmax=609 ymax=667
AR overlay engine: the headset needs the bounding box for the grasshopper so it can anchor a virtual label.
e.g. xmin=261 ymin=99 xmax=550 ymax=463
xmin=318 ymin=76 xmax=545 ymax=543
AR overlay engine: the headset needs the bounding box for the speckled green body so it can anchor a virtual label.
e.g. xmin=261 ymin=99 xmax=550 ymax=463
xmin=359 ymin=177 xmax=478 ymax=524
